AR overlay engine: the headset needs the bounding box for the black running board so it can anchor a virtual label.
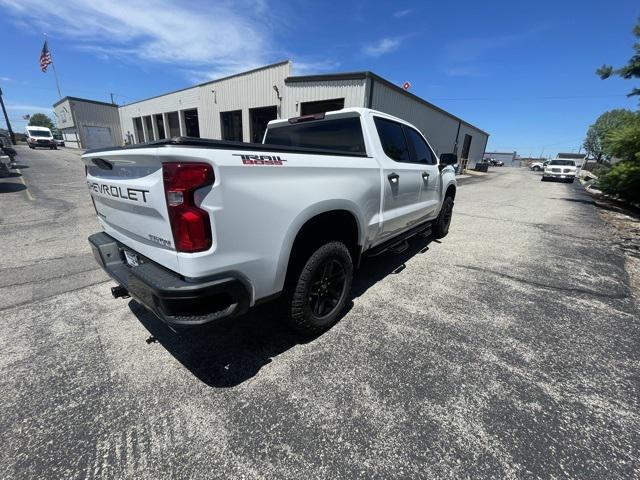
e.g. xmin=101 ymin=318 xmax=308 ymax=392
xmin=366 ymin=222 xmax=433 ymax=257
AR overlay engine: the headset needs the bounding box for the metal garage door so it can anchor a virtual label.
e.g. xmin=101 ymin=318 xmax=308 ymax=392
xmin=83 ymin=126 xmax=113 ymax=149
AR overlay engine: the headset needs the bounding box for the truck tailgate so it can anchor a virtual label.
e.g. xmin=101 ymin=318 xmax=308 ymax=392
xmin=83 ymin=148 xmax=179 ymax=272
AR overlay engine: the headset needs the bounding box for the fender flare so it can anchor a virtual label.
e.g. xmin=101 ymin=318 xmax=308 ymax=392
xmin=273 ymin=200 xmax=366 ymax=292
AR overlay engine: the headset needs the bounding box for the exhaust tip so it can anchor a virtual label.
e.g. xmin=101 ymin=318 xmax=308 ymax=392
xmin=111 ymin=285 xmax=130 ymax=299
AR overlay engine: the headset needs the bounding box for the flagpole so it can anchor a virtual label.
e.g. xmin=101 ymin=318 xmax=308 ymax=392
xmin=44 ymin=33 xmax=62 ymax=98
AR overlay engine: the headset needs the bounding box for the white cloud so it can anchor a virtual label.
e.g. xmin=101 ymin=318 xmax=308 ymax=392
xmin=393 ymin=9 xmax=412 ymax=18
xmin=6 ymin=104 xmax=53 ymax=112
xmin=292 ymin=60 xmax=341 ymax=75
xmin=0 ymin=0 xmax=272 ymax=77
xmin=443 ymin=66 xmax=486 ymax=78
xmin=442 ymin=23 xmax=556 ymax=77
xmin=0 ymin=76 xmax=14 ymax=82
xmin=184 ymin=60 xmax=270 ymax=85
xmin=364 ymin=37 xmax=403 ymax=57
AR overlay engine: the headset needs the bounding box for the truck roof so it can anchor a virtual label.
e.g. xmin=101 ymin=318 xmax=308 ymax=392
xmin=26 ymin=126 xmax=52 ymax=131
xmin=266 ymin=107 xmax=407 ymax=129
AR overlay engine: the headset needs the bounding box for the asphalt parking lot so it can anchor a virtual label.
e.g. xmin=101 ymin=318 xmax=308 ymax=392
xmin=1 ymin=146 xmax=638 ymax=479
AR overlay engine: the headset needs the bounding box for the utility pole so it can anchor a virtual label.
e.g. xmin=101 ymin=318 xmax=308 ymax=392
xmin=0 ymin=87 xmax=16 ymax=144
xmin=110 ymin=93 xmax=115 ymax=105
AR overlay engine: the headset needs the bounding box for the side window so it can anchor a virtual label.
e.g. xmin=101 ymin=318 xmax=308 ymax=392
xmin=404 ymin=127 xmax=436 ymax=165
xmin=374 ymin=117 xmax=410 ymax=162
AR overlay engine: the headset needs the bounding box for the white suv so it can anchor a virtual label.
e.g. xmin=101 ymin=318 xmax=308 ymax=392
xmin=541 ymin=160 xmax=577 ymax=183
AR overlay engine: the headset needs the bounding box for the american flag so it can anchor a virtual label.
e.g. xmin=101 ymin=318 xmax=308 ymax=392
xmin=40 ymin=41 xmax=52 ymax=72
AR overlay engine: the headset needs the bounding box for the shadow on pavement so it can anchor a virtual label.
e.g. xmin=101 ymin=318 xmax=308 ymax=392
xmin=554 ymin=197 xmax=596 ymax=206
xmin=130 ymin=234 xmax=433 ymax=388
xmin=0 ymin=182 xmax=26 ymax=193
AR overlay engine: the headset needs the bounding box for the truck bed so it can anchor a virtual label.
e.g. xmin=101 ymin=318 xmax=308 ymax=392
xmin=85 ymin=136 xmax=370 ymax=158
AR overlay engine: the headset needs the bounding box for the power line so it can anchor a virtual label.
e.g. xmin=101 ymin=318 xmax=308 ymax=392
xmin=431 ymin=94 xmax=627 ymax=101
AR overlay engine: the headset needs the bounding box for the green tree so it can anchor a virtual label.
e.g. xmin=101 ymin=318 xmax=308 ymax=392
xmin=596 ymin=113 xmax=640 ymax=202
xmin=583 ymin=109 xmax=636 ymax=162
xmin=598 ymin=161 xmax=640 ymax=203
xmin=597 ymin=19 xmax=640 ymax=97
xmin=28 ymin=113 xmax=54 ymax=130
xmin=602 ymin=112 xmax=640 ymax=162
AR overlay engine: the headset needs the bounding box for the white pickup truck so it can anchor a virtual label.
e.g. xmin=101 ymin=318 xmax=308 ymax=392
xmin=84 ymin=108 xmax=457 ymax=334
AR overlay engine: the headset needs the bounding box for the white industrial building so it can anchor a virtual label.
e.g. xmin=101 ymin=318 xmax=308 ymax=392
xmin=53 ymin=97 xmax=122 ymax=149
xmin=56 ymin=60 xmax=489 ymax=163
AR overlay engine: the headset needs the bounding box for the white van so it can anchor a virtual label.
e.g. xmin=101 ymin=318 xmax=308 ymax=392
xmin=25 ymin=126 xmax=57 ymax=150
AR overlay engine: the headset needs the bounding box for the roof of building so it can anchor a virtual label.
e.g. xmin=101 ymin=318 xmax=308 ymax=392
xmin=120 ymin=60 xmax=292 ymax=107
xmin=484 ymin=151 xmax=516 ymax=155
xmin=53 ymin=96 xmax=118 ymax=108
xmin=68 ymin=60 xmax=487 ymax=136
xmin=556 ymin=152 xmax=586 ymax=159
xmin=285 ymin=70 xmax=488 ymax=136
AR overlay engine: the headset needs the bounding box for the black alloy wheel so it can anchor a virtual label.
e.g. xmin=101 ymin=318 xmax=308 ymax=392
xmin=288 ymin=241 xmax=353 ymax=335
xmin=308 ymin=258 xmax=347 ymax=319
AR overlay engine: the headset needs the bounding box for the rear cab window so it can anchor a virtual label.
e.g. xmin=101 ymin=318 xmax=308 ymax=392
xmin=264 ymin=116 xmax=366 ymax=154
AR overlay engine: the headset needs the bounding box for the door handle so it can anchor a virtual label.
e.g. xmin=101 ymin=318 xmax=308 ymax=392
xmin=422 ymin=171 xmax=430 ymax=181
xmin=388 ymin=172 xmax=399 ymax=183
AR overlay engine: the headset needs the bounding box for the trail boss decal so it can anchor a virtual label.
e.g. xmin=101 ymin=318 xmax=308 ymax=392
xmin=233 ymin=154 xmax=287 ymax=166
xmin=87 ymin=181 xmax=150 ymax=203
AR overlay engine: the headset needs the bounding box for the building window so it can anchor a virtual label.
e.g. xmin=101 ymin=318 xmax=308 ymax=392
xmin=155 ymin=114 xmax=166 ymax=140
xmin=300 ymin=98 xmax=345 ymax=115
xmin=183 ymin=109 xmax=200 ymax=137
xmin=167 ymin=111 xmax=180 ymax=137
xmin=461 ymin=134 xmax=472 ymax=159
xmin=249 ymin=106 xmax=277 ymax=143
xmin=221 ymin=110 xmax=243 ymax=141
xmin=133 ymin=117 xmax=144 ymax=143
xmin=144 ymin=116 xmax=154 ymax=141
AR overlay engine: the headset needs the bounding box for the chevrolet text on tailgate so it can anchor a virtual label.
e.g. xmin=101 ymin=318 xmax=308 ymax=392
xmin=84 ymin=108 xmax=458 ymax=335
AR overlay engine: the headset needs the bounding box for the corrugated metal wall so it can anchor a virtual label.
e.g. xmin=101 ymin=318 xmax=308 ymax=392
xmin=53 ymin=99 xmax=73 ymax=129
xmin=282 ymin=79 xmax=367 ymax=118
xmin=199 ymin=62 xmax=291 ymax=141
xmin=118 ymin=62 xmax=291 ymax=143
xmin=455 ymin=123 xmax=489 ymax=165
xmin=119 ymin=86 xmax=201 ymax=142
xmin=370 ymin=80 xmax=488 ymax=164
xmin=72 ymin=100 xmax=122 ymax=147
xmin=53 ymin=98 xmax=121 ymax=148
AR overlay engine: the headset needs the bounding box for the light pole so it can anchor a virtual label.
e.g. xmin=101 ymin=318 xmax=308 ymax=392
xmin=0 ymin=87 xmax=16 ymax=144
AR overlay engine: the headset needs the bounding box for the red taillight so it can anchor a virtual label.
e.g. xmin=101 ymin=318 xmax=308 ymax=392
xmin=162 ymin=162 xmax=214 ymax=253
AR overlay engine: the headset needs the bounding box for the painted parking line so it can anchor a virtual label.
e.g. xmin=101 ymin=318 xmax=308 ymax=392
xmin=15 ymin=169 xmax=35 ymax=201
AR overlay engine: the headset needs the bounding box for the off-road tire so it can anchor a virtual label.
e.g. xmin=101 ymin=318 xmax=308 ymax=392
xmin=287 ymin=241 xmax=353 ymax=336
xmin=433 ymin=195 xmax=454 ymax=239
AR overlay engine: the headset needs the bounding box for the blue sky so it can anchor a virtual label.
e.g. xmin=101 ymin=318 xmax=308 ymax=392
xmin=0 ymin=0 xmax=638 ymax=157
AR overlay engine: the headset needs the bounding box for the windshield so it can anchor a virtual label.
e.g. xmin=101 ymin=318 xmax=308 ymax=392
xmin=550 ymin=160 xmax=576 ymax=166
xmin=28 ymin=129 xmax=52 ymax=138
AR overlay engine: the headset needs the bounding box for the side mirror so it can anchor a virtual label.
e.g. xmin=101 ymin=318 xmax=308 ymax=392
xmin=439 ymin=153 xmax=457 ymax=170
